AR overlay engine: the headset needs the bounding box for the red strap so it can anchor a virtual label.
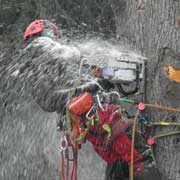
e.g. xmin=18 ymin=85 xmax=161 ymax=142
xmin=71 ymin=160 xmax=77 ymax=180
xmin=71 ymin=147 xmax=78 ymax=180
xmin=65 ymin=149 xmax=69 ymax=180
xmin=61 ymin=152 xmax=65 ymax=180
xmin=61 ymin=146 xmax=78 ymax=180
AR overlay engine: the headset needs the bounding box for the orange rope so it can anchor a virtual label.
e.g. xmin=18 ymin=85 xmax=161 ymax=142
xmin=144 ymin=103 xmax=180 ymax=113
xmin=130 ymin=110 xmax=140 ymax=180
xmin=129 ymin=103 xmax=180 ymax=180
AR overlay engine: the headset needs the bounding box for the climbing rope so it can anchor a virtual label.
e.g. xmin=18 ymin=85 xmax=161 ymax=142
xmin=148 ymin=130 xmax=180 ymax=167
xmin=70 ymin=146 xmax=78 ymax=180
xmin=60 ymin=133 xmax=70 ymax=180
xmin=119 ymin=97 xmax=180 ymax=113
xmin=128 ymin=99 xmax=180 ymax=180
xmin=153 ymin=130 xmax=180 ymax=139
xmin=60 ymin=93 xmax=180 ymax=180
xmin=130 ymin=110 xmax=140 ymax=180
xmin=60 ymin=136 xmax=78 ymax=180
xmin=65 ymin=148 xmax=70 ymax=180
xmin=144 ymin=103 xmax=180 ymax=113
xmin=59 ymin=77 xmax=81 ymax=180
xmin=150 ymin=122 xmax=180 ymax=126
xmin=61 ymin=151 xmax=65 ymax=180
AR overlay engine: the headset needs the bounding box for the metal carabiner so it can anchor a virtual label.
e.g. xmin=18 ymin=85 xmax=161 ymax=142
xmin=96 ymin=94 xmax=106 ymax=111
xmin=86 ymin=106 xmax=96 ymax=120
xmin=60 ymin=134 xmax=68 ymax=152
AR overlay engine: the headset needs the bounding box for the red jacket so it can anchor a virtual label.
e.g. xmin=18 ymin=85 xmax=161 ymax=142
xmin=85 ymin=103 xmax=143 ymax=173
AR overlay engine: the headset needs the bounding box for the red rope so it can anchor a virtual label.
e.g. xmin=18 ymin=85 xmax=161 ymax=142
xmin=61 ymin=152 xmax=65 ymax=180
xmin=65 ymin=149 xmax=69 ymax=180
xmin=71 ymin=159 xmax=77 ymax=180
xmin=61 ymin=146 xmax=78 ymax=180
xmin=71 ymin=148 xmax=78 ymax=180
xmin=71 ymin=161 xmax=75 ymax=180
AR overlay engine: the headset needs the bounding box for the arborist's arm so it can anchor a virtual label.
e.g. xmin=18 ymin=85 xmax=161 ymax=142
xmin=31 ymin=66 xmax=100 ymax=113
xmin=31 ymin=74 xmax=68 ymax=113
xmin=18 ymin=38 xmax=100 ymax=113
xmin=18 ymin=39 xmax=77 ymax=113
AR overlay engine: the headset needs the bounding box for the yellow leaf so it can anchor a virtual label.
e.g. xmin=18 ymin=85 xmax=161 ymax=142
xmin=162 ymin=66 xmax=180 ymax=83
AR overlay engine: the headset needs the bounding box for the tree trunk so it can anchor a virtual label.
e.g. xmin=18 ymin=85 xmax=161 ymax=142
xmin=110 ymin=0 xmax=180 ymax=180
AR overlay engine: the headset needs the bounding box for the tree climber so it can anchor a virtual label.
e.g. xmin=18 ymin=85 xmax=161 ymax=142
xmin=20 ymin=20 xmax=145 ymax=179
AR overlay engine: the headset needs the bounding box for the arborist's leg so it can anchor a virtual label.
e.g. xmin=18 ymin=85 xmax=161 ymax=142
xmin=105 ymin=160 xmax=129 ymax=180
xmin=112 ymin=133 xmax=144 ymax=175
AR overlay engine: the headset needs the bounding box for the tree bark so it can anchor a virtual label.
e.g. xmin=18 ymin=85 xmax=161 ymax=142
xmin=110 ymin=0 xmax=180 ymax=180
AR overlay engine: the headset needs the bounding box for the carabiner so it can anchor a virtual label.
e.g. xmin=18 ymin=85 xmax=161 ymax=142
xmin=60 ymin=135 xmax=68 ymax=152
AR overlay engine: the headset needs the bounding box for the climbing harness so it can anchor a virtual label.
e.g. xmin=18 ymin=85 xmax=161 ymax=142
xmin=59 ymin=83 xmax=180 ymax=180
xmin=60 ymin=132 xmax=69 ymax=180
xmin=67 ymin=92 xmax=93 ymax=116
xmin=59 ymin=87 xmax=85 ymax=180
xmin=59 ymin=77 xmax=97 ymax=180
xmin=59 ymin=121 xmax=79 ymax=180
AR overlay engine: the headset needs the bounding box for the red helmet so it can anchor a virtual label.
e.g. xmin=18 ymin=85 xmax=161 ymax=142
xmin=23 ymin=19 xmax=60 ymax=43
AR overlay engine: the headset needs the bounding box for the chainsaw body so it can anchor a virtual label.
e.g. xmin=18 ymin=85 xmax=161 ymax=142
xmin=81 ymin=51 xmax=146 ymax=95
